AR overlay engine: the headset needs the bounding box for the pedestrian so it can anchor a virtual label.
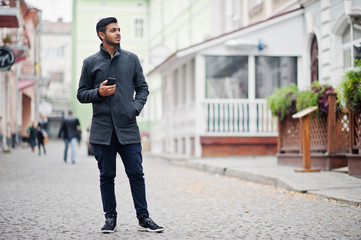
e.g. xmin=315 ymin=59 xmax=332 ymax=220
xmin=58 ymin=110 xmax=81 ymax=164
xmin=37 ymin=114 xmax=47 ymax=155
xmin=27 ymin=121 xmax=37 ymax=152
xmin=77 ymin=17 xmax=163 ymax=234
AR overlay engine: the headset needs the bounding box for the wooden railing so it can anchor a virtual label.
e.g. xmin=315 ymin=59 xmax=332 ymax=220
xmin=278 ymin=93 xmax=349 ymax=154
xmin=348 ymin=112 xmax=361 ymax=178
xmin=277 ymin=93 xmax=349 ymax=170
xmin=349 ymin=112 xmax=361 ymax=153
xmin=203 ymin=99 xmax=277 ymax=135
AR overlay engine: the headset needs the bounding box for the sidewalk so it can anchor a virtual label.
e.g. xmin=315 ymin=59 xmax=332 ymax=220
xmin=156 ymin=154 xmax=361 ymax=207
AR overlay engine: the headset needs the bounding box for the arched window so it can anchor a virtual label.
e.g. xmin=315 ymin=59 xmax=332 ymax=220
xmin=342 ymin=16 xmax=361 ymax=67
xmin=310 ymin=36 xmax=318 ymax=82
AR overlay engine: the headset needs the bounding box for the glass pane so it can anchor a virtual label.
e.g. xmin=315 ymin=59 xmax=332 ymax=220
xmin=354 ymin=45 xmax=361 ymax=63
xmin=342 ymin=24 xmax=351 ymax=44
xmin=343 ymin=49 xmax=351 ymax=68
xmin=353 ymin=17 xmax=361 ymax=41
xmin=255 ymin=56 xmax=297 ymax=98
xmin=205 ymin=56 xmax=248 ymax=99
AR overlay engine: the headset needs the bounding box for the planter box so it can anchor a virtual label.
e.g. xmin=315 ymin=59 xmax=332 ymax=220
xmin=277 ymin=93 xmax=349 ymax=171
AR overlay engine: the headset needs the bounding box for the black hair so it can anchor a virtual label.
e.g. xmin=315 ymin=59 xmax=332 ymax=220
xmin=96 ymin=17 xmax=117 ymax=40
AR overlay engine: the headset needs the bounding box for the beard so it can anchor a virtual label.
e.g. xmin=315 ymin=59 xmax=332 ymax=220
xmin=104 ymin=35 xmax=120 ymax=47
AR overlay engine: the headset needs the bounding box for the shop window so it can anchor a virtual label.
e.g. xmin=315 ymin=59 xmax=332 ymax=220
xmin=255 ymin=56 xmax=297 ymax=98
xmin=205 ymin=56 xmax=248 ymax=99
xmin=342 ymin=17 xmax=361 ymax=68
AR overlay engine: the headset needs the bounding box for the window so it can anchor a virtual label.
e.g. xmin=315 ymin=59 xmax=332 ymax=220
xmin=46 ymin=47 xmax=64 ymax=58
xmin=205 ymin=56 xmax=248 ymax=99
xmin=173 ymin=69 xmax=178 ymax=106
xmin=190 ymin=58 xmax=195 ymax=102
xmin=255 ymin=56 xmax=297 ymax=98
xmin=50 ymin=72 xmax=64 ymax=83
xmin=342 ymin=17 xmax=361 ymax=68
xmin=182 ymin=64 xmax=187 ymax=105
xmin=310 ymin=36 xmax=319 ymax=82
xmin=134 ymin=18 xmax=144 ymax=38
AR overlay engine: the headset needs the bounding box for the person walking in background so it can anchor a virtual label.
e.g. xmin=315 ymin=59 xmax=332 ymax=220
xmin=37 ymin=114 xmax=47 ymax=155
xmin=58 ymin=110 xmax=81 ymax=164
xmin=77 ymin=17 xmax=163 ymax=234
xmin=27 ymin=121 xmax=37 ymax=152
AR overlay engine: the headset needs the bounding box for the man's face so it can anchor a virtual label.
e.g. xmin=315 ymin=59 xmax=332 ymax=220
xmin=102 ymin=22 xmax=121 ymax=46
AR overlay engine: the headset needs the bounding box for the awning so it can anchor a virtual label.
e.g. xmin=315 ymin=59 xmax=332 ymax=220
xmin=18 ymin=77 xmax=36 ymax=91
xmin=13 ymin=47 xmax=28 ymax=64
xmin=14 ymin=55 xmax=26 ymax=63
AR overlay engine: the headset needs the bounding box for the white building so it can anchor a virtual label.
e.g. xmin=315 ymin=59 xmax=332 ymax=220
xmin=147 ymin=0 xmax=361 ymax=157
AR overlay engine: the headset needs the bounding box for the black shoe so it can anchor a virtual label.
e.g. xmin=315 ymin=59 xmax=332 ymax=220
xmin=138 ymin=216 xmax=164 ymax=233
xmin=101 ymin=215 xmax=117 ymax=233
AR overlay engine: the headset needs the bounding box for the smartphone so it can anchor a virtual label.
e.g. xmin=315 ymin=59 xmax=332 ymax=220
xmin=106 ymin=77 xmax=116 ymax=85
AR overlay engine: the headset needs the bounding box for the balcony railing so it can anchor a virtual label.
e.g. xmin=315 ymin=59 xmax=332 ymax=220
xmin=0 ymin=0 xmax=19 ymax=28
xmin=203 ymin=99 xmax=277 ymax=136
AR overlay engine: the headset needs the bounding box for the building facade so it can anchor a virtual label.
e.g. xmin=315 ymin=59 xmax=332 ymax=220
xmin=38 ymin=19 xmax=72 ymax=138
xmin=70 ymin=0 xmax=361 ymax=157
xmin=147 ymin=0 xmax=361 ymax=157
xmin=0 ymin=0 xmax=41 ymax=152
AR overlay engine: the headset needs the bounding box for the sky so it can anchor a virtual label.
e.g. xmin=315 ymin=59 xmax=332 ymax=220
xmin=25 ymin=0 xmax=73 ymax=22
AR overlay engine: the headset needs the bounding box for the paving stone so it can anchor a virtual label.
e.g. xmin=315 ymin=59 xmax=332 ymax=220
xmin=0 ymin=141 xmax=360 ymax=239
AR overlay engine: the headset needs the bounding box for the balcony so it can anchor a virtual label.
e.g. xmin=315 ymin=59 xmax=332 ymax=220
xmin=0 ymin=0 xmax=20 ymax=28
xmin=203 ymin=99 xmax=277 ymax=136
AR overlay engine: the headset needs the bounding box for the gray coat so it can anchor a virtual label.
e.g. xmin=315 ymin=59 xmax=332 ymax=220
xmin=77 ymin=45 xmax=148 ymax=145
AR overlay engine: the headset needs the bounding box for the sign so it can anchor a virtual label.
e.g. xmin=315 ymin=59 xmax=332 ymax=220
xmin=0 ymin=46 xmax=15 ymax=71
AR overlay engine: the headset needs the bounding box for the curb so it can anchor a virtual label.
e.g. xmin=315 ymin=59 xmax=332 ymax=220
xmin=154 ymin=154 xmax=361 ymax=208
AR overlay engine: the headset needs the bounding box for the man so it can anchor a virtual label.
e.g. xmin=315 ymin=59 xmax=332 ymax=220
xmin=77 ymin=17 xmax=163 ymax=233
xmin=58 ymin=110 xmax=81 ymax=164
xmin=37 ymin=114 xmax=47 ymax=155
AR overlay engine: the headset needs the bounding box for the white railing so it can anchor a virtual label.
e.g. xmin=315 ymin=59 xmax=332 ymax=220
xmin=203 ymin=99 xmax=278 ymax=136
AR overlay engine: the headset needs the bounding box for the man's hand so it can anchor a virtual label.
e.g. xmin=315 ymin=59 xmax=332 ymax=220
xmin=98 ymin=80 xmax=116 ymax=97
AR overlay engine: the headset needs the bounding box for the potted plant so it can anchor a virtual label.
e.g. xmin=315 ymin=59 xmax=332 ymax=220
xmin=296 ymin=81 xmax=341 ymax=118
xmin=269 ymin=81 xmax=347 ymax=170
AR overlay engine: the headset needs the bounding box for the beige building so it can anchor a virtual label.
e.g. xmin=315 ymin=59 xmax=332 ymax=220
xmin=39 ymin=19 xmax=72 ymax=138
xmin=0 ymin=0 xmax=41 ymax=152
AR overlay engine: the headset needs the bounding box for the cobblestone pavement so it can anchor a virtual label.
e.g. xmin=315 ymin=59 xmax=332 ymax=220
xmin=0 ymin=141 xmax=360 ymax=239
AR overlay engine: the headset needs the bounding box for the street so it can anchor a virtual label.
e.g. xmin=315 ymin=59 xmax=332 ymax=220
xmin=0 ymin=140 xmax=360 ymax=239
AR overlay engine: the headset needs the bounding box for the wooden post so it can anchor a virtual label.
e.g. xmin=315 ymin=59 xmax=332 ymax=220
xmin=293 ymin=106 xmax=320 ymax=172
xmin=277 ymin=118 xmax=282 ymax=153
xmin=327 ymin=93 xmax=337 ymax=154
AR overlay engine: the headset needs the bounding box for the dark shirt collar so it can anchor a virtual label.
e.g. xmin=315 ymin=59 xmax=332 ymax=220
xmin=99 ymin=44 xmax=121 ymax=58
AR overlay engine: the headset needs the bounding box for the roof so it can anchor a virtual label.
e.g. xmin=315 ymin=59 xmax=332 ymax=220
xmin=147 ymin=6 xmax=304 ymax=77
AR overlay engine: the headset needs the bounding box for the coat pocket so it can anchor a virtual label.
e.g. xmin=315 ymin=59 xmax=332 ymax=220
xmin=125 ymin=101 xmax=137 ymax=120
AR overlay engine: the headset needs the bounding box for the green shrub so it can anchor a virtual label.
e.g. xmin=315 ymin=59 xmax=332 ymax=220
xmin=267 ymin=83 xmax=298 ymax=121
xmin=267 ymin=81 xmax=340 ymax=120
xmin=339 ymin=60 xmax=361 ymax=114
xmin=296 ymin=89 xmax=318 ymax=112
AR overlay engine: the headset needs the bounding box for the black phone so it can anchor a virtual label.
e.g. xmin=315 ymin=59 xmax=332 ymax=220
xmin=106 ymin=77 xmax=116 ymax=85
